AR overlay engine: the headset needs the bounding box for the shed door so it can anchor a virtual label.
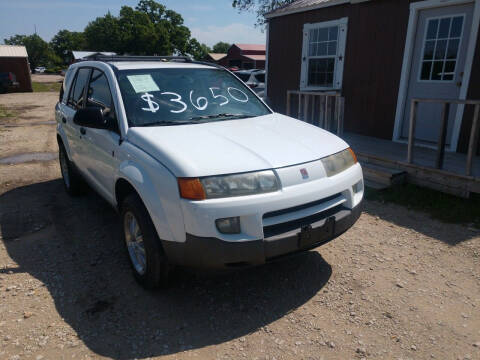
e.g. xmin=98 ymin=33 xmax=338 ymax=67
xmin=401 ymin=3 xmax=473 ymax=144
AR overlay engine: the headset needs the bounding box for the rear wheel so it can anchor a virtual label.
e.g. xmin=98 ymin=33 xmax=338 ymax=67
xmin=59 ymin=144 xmax=83 ymax=196
xmin=121 ymin=193 xmax=170 ymax=289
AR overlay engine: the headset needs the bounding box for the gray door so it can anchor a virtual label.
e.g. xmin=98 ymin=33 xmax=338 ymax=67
xmin=401 ymin=3 xmax=474 ymax=144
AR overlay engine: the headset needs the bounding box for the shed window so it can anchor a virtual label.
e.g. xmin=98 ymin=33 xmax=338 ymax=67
xmin=300 ymin=18 xmax=348 ymax=90
xmin=419 ymin=15 xmax=465 ymax=81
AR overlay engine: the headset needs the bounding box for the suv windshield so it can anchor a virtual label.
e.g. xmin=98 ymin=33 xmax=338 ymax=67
xmin=116 ymin=67 xmax=271 ymax=127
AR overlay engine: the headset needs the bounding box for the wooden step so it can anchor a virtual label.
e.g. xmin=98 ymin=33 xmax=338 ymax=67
xmin=360 ymin=162 xmax=407 ymax=188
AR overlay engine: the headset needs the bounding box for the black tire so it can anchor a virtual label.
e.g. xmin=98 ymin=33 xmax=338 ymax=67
xmin=58 ymin=143 xmax=83 ymax=196
xmin=121 ymin=193 xmax=170 ymax=289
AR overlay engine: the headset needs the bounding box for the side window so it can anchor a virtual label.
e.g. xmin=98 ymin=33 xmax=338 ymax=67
xmin=300 ymin=18 xmax=348 ymax=90
xmin=86 ymin=70 xmax=114 ymax=117
xmin=68 ymin=68 xmax=90 ymax=109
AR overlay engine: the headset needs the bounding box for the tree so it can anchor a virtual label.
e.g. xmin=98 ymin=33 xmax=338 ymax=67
xmin=232 ymin=0 xmax=295 ymax=26
xmin=135 ymin=0 xmax=192 ymax=55
xmin=84 ymin=11 xmax=122 ymax=53
xmin=212 ymin=42 xmax=230 ymax=54
xmin=118 ymin=6 xmax=162 ymax=55
xmin=187 ymin=39 xmax=210 ymax=60
xmin=4 ymin=34 xmax=52 ymax=69
xmin=50 ymin=30 xmax=86 ymax=63
xmin=83 ymin=1 xmax=202 ymax=57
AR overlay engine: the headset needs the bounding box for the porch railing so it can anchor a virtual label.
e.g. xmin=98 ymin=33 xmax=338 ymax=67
xmin=286 ymin=90 xmax=345 ymax=135
xmin=407 ymin=98 xmax=480 ymax=176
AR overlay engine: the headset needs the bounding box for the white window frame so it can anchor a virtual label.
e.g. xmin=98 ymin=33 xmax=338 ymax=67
xmin=417 ymin=14 xmax=466 ymax=83
xmin=300 ymin=17 xmax=348 ymax=91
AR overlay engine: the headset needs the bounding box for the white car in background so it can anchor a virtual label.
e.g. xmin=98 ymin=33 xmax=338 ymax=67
xmin=34 ymin=66 xmax=46 ymax=73
xmin=234 ymin=69 xmax=265 ymax=97
xmin=56 ymin=56 xmax=363 ymax=289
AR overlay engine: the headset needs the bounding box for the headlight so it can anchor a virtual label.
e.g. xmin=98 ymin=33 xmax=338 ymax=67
xmin=178 ymin=170 xmax=279 ymax=200
xmin=321 ymin=148 xmax=357 ymax=177
xmin=201 ymin=170 xmax=279 ymax=198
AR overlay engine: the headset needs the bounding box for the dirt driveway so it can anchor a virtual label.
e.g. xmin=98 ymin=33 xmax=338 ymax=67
xmin=0 ymin=92 xmax=479 ymax=360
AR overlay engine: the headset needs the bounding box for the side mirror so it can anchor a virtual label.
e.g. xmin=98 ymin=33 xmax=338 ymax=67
xmin=73 ymin=107 xmax=111 ymax=130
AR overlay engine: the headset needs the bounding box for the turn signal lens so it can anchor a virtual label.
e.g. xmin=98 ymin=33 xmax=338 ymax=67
xmin=348 ymin=147 xmax=358 ymax=164
xmin=178 ymin=178 xmax=206 ymax=200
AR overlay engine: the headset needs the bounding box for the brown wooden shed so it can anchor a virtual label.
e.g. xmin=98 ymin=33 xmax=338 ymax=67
xmin=0 ymin=45 xmax=32 ymax=92
xmin=265 ymin=0 xmax=480 ymax=154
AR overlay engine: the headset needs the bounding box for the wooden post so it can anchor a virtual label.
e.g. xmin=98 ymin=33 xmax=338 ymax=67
xmin=304 ymin=94 xmax=309 ymax=122
xmin=319 ymin=96 xmax=325 ymax=128
xmin=435 ymin=102 xmax=450 ymax=169
xmin=466 ymin=104 xmax=480 ymax=176
xmin=407 ymin=99 xmax=418 ymax=164
xmin=286 ymin=91 xmax=291 ymax=116
xmin=297 ymin=93 xmax=302 ymax=119
xmin=311 ymin=94 xmax=316 ymax=125
xmin=325 ymin=96 xmax=330 ymax=131
xmin=337 ymin=97 xmax=345 ymax=135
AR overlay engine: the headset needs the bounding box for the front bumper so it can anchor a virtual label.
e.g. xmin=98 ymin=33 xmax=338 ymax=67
xmin=162 ymin=199 xmax=362 ymax=269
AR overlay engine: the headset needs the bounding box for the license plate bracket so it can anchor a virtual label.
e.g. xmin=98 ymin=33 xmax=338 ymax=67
xmin=298 ymin=217 xmax=335 ymax=248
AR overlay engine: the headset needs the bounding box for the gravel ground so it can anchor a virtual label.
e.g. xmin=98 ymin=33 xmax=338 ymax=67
xmin=30 ymin=74 xmax=64 ymax=83
xmin=0 ymin=92 xmax=479 ymax=360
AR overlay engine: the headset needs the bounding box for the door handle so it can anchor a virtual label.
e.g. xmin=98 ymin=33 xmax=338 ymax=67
xmin=80 ymin=127 xmax=86 ymax=135
xmin=62 ymin=117 xmax=66 ymax=124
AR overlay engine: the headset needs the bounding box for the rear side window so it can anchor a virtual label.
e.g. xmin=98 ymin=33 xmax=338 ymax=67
xmin=61 ymin=68 xmax=75 ymax=103
xmin=68 ymin=68 xmax=90 ymax=109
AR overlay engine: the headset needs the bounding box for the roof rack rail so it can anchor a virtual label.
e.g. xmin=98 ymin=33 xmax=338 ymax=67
xmin=86 ymin=54 xmax=193 ymax=62
xmin=81 ymin=54 xmax=229 ymax=71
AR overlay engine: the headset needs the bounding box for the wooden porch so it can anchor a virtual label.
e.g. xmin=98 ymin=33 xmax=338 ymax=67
xmin=286 ymin=91 xmax=480 ymax=197
xmin=343 ymin=132 xmax=480 ymax=197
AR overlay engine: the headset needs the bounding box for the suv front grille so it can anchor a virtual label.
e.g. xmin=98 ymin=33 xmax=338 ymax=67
xmin=262 ymin=193 xmax=344 ymax=238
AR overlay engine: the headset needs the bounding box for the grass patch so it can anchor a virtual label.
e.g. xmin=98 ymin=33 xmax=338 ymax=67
xmin=32 ymin=81 xmax=62 ymax=92
xmin=365 ymin=183 xmax=480 ymax=228
xmin=0 ymin=104 xmax=17 ymax=118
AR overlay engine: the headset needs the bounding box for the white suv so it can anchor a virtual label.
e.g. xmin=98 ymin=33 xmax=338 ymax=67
xmin=56 ymin=56 xmax=363 ymax=288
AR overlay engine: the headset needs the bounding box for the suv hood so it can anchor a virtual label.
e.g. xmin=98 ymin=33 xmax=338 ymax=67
xmin=126 ymin=113 xmax=349 ymax=177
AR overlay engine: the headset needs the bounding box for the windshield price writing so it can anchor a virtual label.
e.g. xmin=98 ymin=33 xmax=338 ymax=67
xmin=141 ymin=87 xmax=249 ymax=114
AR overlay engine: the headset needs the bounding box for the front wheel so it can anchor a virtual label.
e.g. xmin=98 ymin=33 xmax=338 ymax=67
xmin=121 ymin=194 xmax=170 ymax=289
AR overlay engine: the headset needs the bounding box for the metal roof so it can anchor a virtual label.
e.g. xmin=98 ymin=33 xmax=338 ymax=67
xmin=72 ymin=51 xmax=116 ymax=60
xmin=208 ymin=53 xmax=227 ymax=61
xmin=234 ymin=44 xmax=266 ymax=52
xmin=265 ymin=0 xmax=351 ymax=19
xmin=243 ymin=54 xmax=266 ymax=61
xmin=0 ymin=45 xmax=28 ymax=58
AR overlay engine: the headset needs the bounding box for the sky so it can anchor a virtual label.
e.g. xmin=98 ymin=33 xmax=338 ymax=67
xmin=0 ymin=0 xmax=266 ymax=47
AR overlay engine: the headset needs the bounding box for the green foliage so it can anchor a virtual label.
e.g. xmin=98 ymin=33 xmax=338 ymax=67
xmin=3 ymin=1 xmax=230 ymax=66
xmin=4 ymin=34 xmax=51 ymax=70
xmin=83 ymin=0 xmax=200 ymax=57
xmin=186 ymin=39 xmax=211 ymax=60
xmin=84 ymin=11 xmax=123 ymax=53
xmin=32 ymin=81 xmax=62 ymax=92
xmin=0 ymin=104 xmax=17 ymax=118
xmin=212 ymin=42 xmax=230 ymax=54
xmin=232 ymin=0 xmax=295 ymax=26
xmin=50 ymin=30 xmax=86 ymax=63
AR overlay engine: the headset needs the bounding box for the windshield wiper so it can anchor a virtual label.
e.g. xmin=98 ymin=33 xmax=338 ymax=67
xmin=188 ymin=113 xmax=255 ymax=121
xmin=140 ymin=120 xmax=200 ymax=127
xmin=139 ymin=113 xmax=256 ymax=127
